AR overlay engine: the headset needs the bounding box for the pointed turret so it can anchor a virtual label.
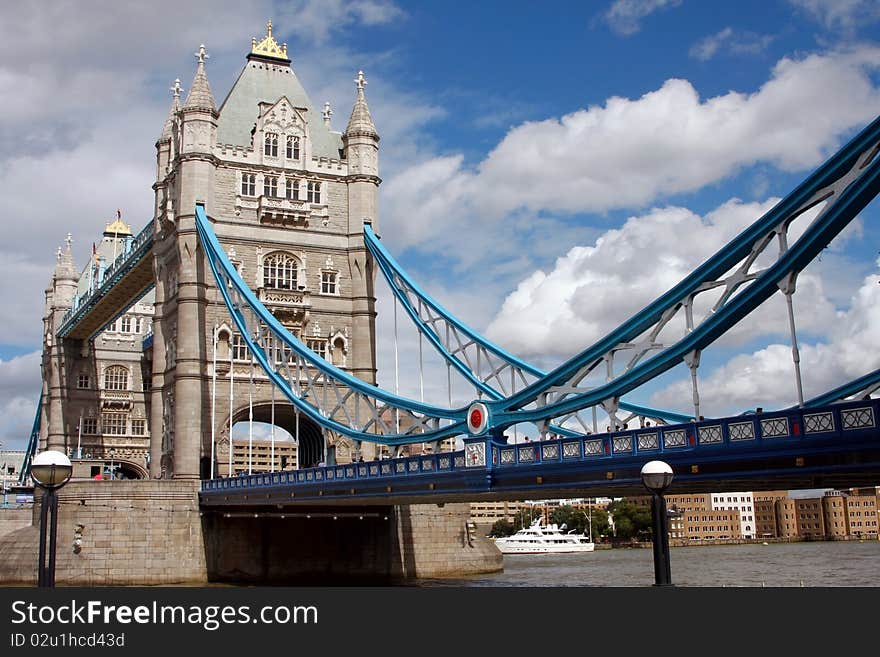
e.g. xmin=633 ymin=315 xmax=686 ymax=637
xmin=52 ymin=233 xmax=80 ymax=310
xmin=159 ymin=79 xmax=182 ymax=142
xmin=179 ymin=44 xmax=218 ymax=158
xmin=183 ymin=45 xmax=216 ymax=111
xmin=344 ymin=71 xmax=379 ymax=139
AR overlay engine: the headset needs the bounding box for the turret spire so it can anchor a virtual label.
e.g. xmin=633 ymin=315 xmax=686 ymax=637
xmin=159 ymin=78 xmax=182 ymax=141
xmin=344 ymin=70 xmax=378 ymax=139
xmin=183 ymin=44 xmax=216 ymax=111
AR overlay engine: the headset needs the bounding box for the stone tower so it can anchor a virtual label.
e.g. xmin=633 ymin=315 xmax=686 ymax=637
xmin=149 ymin=22 xmax=381 ymax=478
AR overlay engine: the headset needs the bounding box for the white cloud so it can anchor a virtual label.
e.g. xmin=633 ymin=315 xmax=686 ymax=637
xmin=651 ymin=260 xmax=880 ymax=413
xmin=380 ymin=47 xmax=880 ymax=261
xmin=604 ymin=0 xmax=682 ymax=36
xmin=481 ymin=198 xmax=809 ymax=360
xmin=475 ymin=48 xmax=880 ymax=216
xmin=689 ymin=27 xmax=775 ymax=61
xmin=277 ymin=0 xmax=404 ymax=45
xmin=789 ymin=0 xmax=880 ymax=33
xmin=0 ymin=352 xmax=41 ymax=452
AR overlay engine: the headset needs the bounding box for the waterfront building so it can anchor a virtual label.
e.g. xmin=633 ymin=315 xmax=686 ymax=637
xmin=711 ymin=491 xmax=756 ymax=539
xmin=681 ymin=509 xmax=743 ymax=541
xmin=821 ymin=491 xmax=849 ymax=538
xmin=663 ymin=492 xmax=712 ymax=511
xmin=775 ymin=498 xmax=799 ymax=537
xmin=794 ymin=498 xmax=825 ymax=539
xmin=754 ymin=499 xmax=779 ymax=538
xmin=231 ymin=438 xmax=299 ymax=474
xmin=469 ymin=500 xmax=536 ymax=527
xmin=0 ymin=450 xmax=26 ymax=494
xmin=843 ymin=490 xmax=878 ymax=538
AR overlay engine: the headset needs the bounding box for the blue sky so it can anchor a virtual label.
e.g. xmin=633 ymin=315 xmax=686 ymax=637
xmin=1 ymin=0 xmax=880 ymax=453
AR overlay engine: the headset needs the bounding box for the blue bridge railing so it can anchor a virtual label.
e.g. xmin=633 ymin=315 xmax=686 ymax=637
xmin=201 ymin=397 xmax=878 ymax=495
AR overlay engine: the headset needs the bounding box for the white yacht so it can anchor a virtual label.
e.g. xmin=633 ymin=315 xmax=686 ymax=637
xmin=493 ymin=519 xmax=595 ymax=554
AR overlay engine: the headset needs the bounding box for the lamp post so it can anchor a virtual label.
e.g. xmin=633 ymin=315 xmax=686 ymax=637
xmin=640 ymin=460 xmax=674 ymax=587
xmin=30 ymin=450 xmax=73 ymax=588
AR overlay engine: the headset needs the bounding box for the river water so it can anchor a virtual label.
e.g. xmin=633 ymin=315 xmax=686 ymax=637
xmin=418 ymin=541 xmax=880 ymax=587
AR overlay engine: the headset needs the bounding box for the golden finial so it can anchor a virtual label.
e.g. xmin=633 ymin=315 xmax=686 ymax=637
xmin=251 ymin=19 xmax=289 ymax=60
xmin=104 ymin=209 xmax=132 ymax=237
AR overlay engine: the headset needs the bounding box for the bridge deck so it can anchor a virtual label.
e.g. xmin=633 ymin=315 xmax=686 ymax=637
xmin=201 ymin=398 xmax=880 ymax=507
xmin=58 ymin=224 xmax=154 ymax=340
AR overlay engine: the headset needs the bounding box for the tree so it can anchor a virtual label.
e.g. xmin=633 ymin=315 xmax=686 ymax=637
xmin=606 ymin=499 xmax=652 ymax=542
xmin=550 ymin=504 xmax=610 ymax=540
xmin=488 ymin=519 xmax=515 ymax=538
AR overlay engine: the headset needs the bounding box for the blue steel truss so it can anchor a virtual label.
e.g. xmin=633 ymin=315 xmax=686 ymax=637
xmin=364 ymin=222 xmax=692 ymax=432
xmin=195 ymin=114 xmax=880 ymax=445
xmin=481 ymin=114 xmax=880 ymax=430
xmin=801 ymin=367 xmax=880 ymax=408
xmin=196 ymin=204 xmax=468 ymax=446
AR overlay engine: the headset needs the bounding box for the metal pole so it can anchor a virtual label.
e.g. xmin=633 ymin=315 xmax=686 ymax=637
xmin=47 ymin=489 xmax=59 ymax=587
xmin=270 ymin=379 xmax=276 ymax=472
xmin=228 ymin=339 xmax=234 ymax=477
xmin=651 ymin=492 xmax=672 ymax=586
xmin=446 ymin=323 xmax=453 ymax=453
xmin=248 ymin=354 xmax=254 ymax=475
xmin=418 ymin=326 xmax=424 ymax=403
xmin=210 ymin=326 xmax=217 ymax=479
xmin=295 ymin=406 xmax=300 ymax=470
xmin=784 ymin=288 xmax=805 ymax=407
xmin=393 ymin=297 xmax=400 ymax=436
xmin=37 ymin=489 xmax=49 ymax=587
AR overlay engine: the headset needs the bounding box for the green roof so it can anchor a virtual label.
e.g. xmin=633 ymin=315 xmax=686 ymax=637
xmin=216 ymin=56 xmax=343 ymax=159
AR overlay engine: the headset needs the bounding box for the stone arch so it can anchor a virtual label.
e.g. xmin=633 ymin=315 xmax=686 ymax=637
xmin=229 ymin=402 xmax=324 ymax=469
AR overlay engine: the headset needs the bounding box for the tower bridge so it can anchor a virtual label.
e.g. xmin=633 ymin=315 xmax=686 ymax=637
xmin=4 ymin=21 xmax=880 ymax=585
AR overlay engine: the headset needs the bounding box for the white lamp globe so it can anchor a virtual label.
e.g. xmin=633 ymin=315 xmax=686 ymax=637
xmin=30 ymin=451 xmax=73 ymax=489
xmin=640 ymin=460 xmax=673 ymax=492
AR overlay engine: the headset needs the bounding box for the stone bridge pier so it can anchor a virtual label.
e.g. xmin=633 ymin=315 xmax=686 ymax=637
xmin=0 ymin=481 xmax=500 ymax=585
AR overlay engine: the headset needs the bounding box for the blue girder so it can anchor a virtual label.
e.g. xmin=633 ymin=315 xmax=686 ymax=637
xmin=491 ymin=114 xmax=880 ymax=426
xmin=801 ymin=367 xmax=880 ymax=408
xmin=364 ymin=223 xmax=692 ymax=427
xmin=196 ymin=204 xmax=469 ymax=445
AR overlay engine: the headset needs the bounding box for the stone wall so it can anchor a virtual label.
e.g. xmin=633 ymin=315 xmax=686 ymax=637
xmin=0 ymin=506 xmax=34 ymax=540
xmin=0 ymin=480 xmax=206 ymax=586
xmin=0 ymin=483 xmax=502 ymax=585
xmin=393 ymin=503 xmax=503 ymax=579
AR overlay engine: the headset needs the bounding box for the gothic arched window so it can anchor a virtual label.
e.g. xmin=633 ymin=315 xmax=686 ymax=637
xmin=263 ymin=252 xmax=299 ymax=290
xmin=264 ymin=132 xmax=278 ymax=157
xmin=103 ymin=365 xmax=129 ymax=391
xmin=286 ymin=136 xmax=300 ymax=160
xmin=307 ymin=181 xmax=321 ymax=203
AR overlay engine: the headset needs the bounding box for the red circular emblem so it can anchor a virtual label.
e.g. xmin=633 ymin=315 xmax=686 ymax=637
xmin=467 ymin=402 xmax=489 ymax=434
